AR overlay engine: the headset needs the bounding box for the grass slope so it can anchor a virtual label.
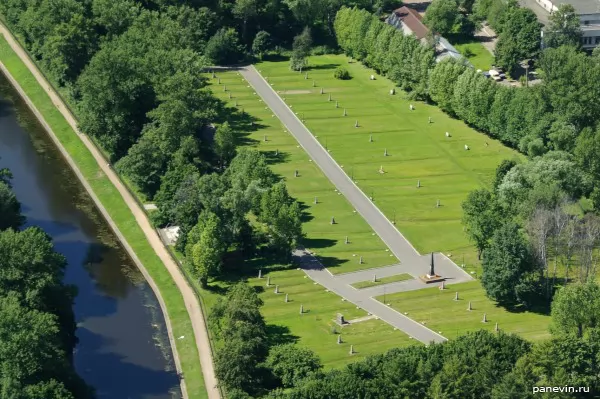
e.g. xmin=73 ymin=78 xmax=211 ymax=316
xmin=351 ymin=273 xmax=412 ymax=289
xmin=257 ymin=54 xmax=523 ymax=269
xmin=0 ymin=36 xmax=207 ymax=399
xmin=378 ymin=281 xmax=551 ymax=341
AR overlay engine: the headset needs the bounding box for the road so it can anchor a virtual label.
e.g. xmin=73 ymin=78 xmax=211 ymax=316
xmin=0 ymin=22 xmax=220 ymax=399
xmin=242 ymin=65 xmax=473 ymax=344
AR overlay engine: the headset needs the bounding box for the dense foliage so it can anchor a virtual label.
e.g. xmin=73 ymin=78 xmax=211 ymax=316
xmin=265 ymin=327 xmax=600 ymax=398
xmin=0 ymin=171 xmax=90 ymax=398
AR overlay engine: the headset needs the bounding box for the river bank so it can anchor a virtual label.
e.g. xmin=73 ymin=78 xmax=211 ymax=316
xmin=0 ymin=72 xmax=182 ymax=398
xmin=0 ymin=23 xmax=214 ymax=399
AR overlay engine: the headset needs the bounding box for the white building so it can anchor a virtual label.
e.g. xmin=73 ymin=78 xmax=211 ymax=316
xmin=535 ymin=0 xmax=600 ymax=49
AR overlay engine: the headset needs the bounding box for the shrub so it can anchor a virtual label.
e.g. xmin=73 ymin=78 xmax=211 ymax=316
xmin=333 ymin=67 xmax=351 ymax=80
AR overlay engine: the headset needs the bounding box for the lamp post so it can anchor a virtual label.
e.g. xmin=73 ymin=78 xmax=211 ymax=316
xmin=393 ymin=209 xmax=396 ymax=225
xmin=520 ymin=59 xmax=530 ymax=88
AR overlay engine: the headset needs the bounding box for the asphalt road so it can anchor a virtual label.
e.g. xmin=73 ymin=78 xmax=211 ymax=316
xmin=242 ymin=65 xmax=474 ymax=344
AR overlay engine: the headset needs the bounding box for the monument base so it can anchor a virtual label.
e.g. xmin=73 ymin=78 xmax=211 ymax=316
xmin=419 ymin=274 xmax=445 ymax=284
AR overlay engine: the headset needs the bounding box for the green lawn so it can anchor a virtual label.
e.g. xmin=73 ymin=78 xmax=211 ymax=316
xmin=377 ymin=281 xmax=551 ymax=341
xmin=453 ymin=40 xmax=495 ymax=71
xmin=208 ymin=70 xmax=399 ymax=275
xmin=248 ymin=269 xmax=414 ymax=369
xmin=352 ymin=273 xmax=413 ymax=289
xmin=257 ymin=54 xmax=523 ymax=269
xmin=0 ymin=36 xmax=208 ymax=399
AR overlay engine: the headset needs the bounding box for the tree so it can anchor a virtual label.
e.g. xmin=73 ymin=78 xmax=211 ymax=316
xmin=423 ymin=0 xmax=473 ymax=36
xmin=214 ymin=122 xmax=237 ymax=167
xmin=429 ymin=59 xmax=467 ymax=115
xmin=290 ymin=27 xmax=312 ymax=71
xmin=205 ymin=28 xmax=245 ymax=65
xmin=492 ymin=159 xmax=517 ymax=191
xmin=0 ymin=181 xmax=24 ymax=231
xmin=543 ymin=4 xmax=582 ymax=49
xmin=212 ymin=283 xmax=268 ymax=394
xmin=494 ymin=6 xmax=541 ymax=75
xmin=188 ymin=212 xmax=226 ymax=286
xmin=116 ymin=127 xmax=168 ymax=199
xmin=40 ymin=14 xmax=97 ymax=86
xmin=233 ymin=0 xmax=259 ymax=42
xmin=481 ymin=222 xmax=536 ymax=305
xmin=252 ymin=31 xmax=272 ymax=59
xmin=551 ymin=282 xmax=600 ymax=337
xmin=462 ymin=189 xmax=504 ymax=259
xmin=267 ymin=344 xmax=322 ymax=388
xmin=0 ymin=228 xmax=77 ymax=352
xmin=91 ymin=0 xmax=140 ymax=38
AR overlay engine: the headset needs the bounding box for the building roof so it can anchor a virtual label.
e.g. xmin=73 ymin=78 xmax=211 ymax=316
xmin=555 ymin=0 xmax=600 ymax=15
xmin=391 ymin=6 xmax=429 ymax=40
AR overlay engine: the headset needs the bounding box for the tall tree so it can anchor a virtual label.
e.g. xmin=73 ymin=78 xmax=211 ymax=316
xmin=188 ymin=212 xmax=227 ymax=286
xmin=543 ymin=3 xmax=582 ymax=49
xmin=214 ymin=122 xmax=237 ymax=167
xmin=481 ymin=222 xmax=536 ymax=305
xmin=290 ymin=27 xmax=312 ymax=71
xmin=550 ymin=281 xmax=600 ymax=337
xmin=494 ymin=6 xmax=541 ymax=75
xmin=205 ymin=28 xmax=245 ymax=65
xmin=266 ymin=344 xmax=322 ymax=388
xmin=462 ymin=189 xmax=504 ymax=259
xmin=423 ymin=0 xmax=466 ymax=36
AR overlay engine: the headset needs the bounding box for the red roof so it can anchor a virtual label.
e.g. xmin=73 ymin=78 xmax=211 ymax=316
xmin=392 ymin=6 xmax=429 ymax=40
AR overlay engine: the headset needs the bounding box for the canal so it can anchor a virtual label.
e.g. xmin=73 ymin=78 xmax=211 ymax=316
xmin=0 ymin=73 xmax=182 ymax=398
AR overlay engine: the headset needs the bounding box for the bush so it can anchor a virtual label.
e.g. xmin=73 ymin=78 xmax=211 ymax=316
xmin=333 ymin=67 xmax=351 ymax=80
xmin=311 ymin=45 xmax=334 ymax=55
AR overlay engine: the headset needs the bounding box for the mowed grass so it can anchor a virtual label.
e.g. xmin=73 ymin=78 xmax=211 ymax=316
xmin=453 ymin=40 xmax=495 ymax=71
xmin=0 ymin=36 xmax=207 ymax=399
xmin=352 ymin=273 xmax=412 ymax=289
xmin=378 ymin=281 xmax=551 ymax=341
xmin=208 ymin=70 xmax=399 ymax=274
xmin=258 ymin=55 xmax=523 ymax=268
xmin=247 ymin=269 xmax=414 ymax=368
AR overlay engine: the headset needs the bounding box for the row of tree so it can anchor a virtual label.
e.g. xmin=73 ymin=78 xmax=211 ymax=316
xmin=335 ymin=7 xmax=436 ymax=99
xmin=0 ymin=169 xmax=91 ymax=398
xmin=209 ymin=283 xmax=322 ymax=398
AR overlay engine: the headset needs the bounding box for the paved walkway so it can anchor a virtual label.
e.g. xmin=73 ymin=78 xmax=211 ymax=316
xmin=243 ymin=65 xmax=474 ymax=344
xmin=0 ymin=23 xmax=219 ymax=399
xmin=294 ymin=249 xmax=446 ymax=344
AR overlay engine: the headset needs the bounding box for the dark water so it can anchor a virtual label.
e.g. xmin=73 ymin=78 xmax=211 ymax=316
xmin=0 ymin=73 xmax=182 ymax=399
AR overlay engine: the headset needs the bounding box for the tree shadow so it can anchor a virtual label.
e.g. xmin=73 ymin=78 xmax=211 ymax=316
xmin=262 ymin=53 xmax=289 ymax=62
xmin=301 ymin=237 xmax=337 ymax=249
xmin=264 ymin=150 xmax=291 ymax=166
xmin=306 ymin=64 xmax=339 ymax=71
xmin=297 ymin=201 xmax=314 ymax=223
xmin=266 ymin=324 xmax=299 ymax=346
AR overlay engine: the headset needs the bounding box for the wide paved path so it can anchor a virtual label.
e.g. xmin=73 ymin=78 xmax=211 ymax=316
xmin=243 ymin=65 xmax=473 ymax=344
xmin=293 ymin=249 xmax=446 ymax=344
xmin=241 ymin=66 xmax=472 ymax=282
xmin=0 ymin=23 xmax=219 ymax=399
